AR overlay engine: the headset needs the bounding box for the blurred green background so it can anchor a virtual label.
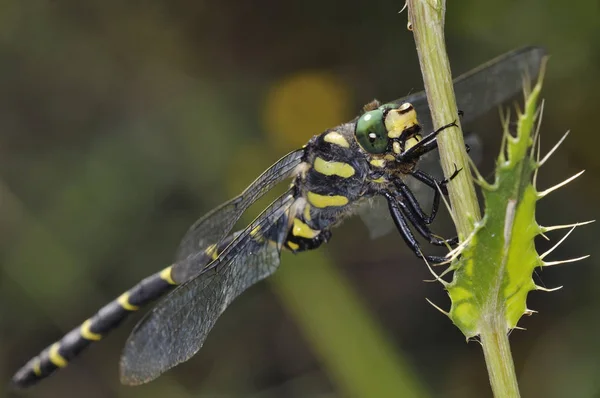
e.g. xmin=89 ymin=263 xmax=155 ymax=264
xmin=2 ymin=1 xmax=600 ymax=397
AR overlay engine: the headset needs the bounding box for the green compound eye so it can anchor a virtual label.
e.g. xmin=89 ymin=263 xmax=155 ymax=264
xmin=355 ymin=109 xmax=389 ymax=154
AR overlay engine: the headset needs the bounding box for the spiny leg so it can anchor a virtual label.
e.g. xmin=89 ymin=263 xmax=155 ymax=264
xmin=397 ymin=120 xmax=458 ymax=162
xmin=389 ymin=188 xmax=458 ymax=247
xmin=384 ymin=192 xmax=448 ymax=264
xmin=409 ymin=165 xmax=461 ymax=224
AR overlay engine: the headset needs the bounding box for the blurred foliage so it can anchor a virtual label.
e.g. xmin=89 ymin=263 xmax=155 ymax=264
xmin=1 ymin=1 xmax=600 ymax=397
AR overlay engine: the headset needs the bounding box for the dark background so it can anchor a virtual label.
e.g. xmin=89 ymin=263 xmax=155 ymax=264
xmin=2 ymin=1 xmax=599 ymax=397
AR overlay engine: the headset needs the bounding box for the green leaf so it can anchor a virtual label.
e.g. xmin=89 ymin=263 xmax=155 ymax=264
xmin=444 ymin=59 xmax=588 ymax=339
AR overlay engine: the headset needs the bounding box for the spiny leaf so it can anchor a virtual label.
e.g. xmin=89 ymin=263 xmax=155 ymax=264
xmin=442 ymin=58 xmax=589 ymax=338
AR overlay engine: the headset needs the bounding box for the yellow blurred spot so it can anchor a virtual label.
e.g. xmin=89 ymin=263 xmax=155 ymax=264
xmin=263 ymin=72 xmax=352 ymax=151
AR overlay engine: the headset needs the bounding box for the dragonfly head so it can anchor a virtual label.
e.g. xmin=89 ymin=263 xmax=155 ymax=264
xmin=354 ymin=102 xmax=423 ymax=159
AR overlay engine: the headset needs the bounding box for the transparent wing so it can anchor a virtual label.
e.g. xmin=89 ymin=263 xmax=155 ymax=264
xmin=120 ymin=192 xmax=295 ymax=385
xmin=356 ymin=196 xmax=394 ymax=239
xmin=397 ymin=46 xmax=547 ymax=133
xmin=173 ymin=149 xmax=302 ymax=282
xmin=358 ymin=47 xmax=545 ymax=238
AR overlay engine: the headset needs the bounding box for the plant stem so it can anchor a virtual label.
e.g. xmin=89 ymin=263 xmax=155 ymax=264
xmin=406 ymin=1 xmax=520 ymax=396
xmin=480 ymin=319 xmax=521 ymax=397
xmin=407 ymin=0 xmax=480 ymax=239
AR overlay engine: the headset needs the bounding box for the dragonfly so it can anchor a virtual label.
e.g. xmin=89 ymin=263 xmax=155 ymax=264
xmin=11 ymin=46 xmax=546 ymax=388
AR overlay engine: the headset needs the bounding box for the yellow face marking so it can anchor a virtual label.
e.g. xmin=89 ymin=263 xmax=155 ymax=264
xmin=49 ymin=343 xmax=68 ymax=368
xmin=292 ymin=218 xmax=319 ymax=239
xmin=303 ymin=203 xmax=312 ymax=221
xmin=117 ymin=292 xmax=139 ymax=311
xmin=307 ymin=191 xmax=349 ymax=208
xmin=370 ymin=158 xmax=386 ymax=168
xmin=405 ymin=135 xmax=422 ymax=151
xmin=32 ymin=358 xmax=42 ymax=376
xmin=80 ymin=319 xmax=102 ymax=341
xmin=204 ymin=244 xmax=219 ymax=261
xmin=371 ymin=176 xmax=386 ymax=183
xmin=392 ymin=141 xmax=401 ymax=154
xmin=313 ymin=157 xmax=355 ymax=178
xmin=384 ymin=107 xmax=419 ymax=139
xmin=160 ymin=266 xmax=177 ymax=285
xmin=287 ymin=241 xmax=300 ymax=250
xmin=324 ymin=131 xmax=350 ymax=148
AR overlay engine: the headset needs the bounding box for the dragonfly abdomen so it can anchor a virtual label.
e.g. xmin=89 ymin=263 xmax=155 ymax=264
xmin=11 ymin=266 xmax=179 ymax=388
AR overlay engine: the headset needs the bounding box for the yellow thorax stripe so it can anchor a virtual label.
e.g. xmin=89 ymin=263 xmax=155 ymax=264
xmin=80 ymin=319 xmax=102 ymax=341
xmin=49 ymin=343 xmax=68 ymax=368
xmin=160 ymin=266 xmax=177 ymax=285
xmin=117 ymin=292 xmax=139 ymax=311
xmin=313 ymin=157 xmax=355 ymax=178
xmin=307 ymin=191 xmax=349 ymax=208
xmin=323 ymin=131 xmax=350 ymax=148
xmin=287 ymin=241 xmax=300 ymax=250
xmin=303 ymin=203 xmax=312 ymax=221
xmin=369 ymin=158 xmax=386 ymax=168
xmin=292 ymin=218 xmax=319 ymax=239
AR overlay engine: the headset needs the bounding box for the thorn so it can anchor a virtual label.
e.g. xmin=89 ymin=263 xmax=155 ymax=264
xmin=541 ymin=220 xmax=595 ymax=233
xmin=437 ymin=182 xmax=458 ymax=228
xmin=530 ymin=102 xmax=544 ymax=162
xmin=437 ymin=266 xmax=455 ymax=279
xmin=539 ymin=231 xmax=551 ymax=241
xmin=533 ymin=99 xmax=545 ymax=142
xmin=513 ymin=326 xmax=527 ymax=331
xmin=538 ymin=130 xmax=570 ymax=167
xmin=543 ymin=255 xmax=590 ymax=266
xmin=446 ymin=232 xmax=475 ymax=260
xmin=533 ymin=132 xmax=542 ymax=187
xmin=425 ymin=298 xmax=449 ymax=317
xmin=539 ymin=225 xmax=577 ymax=260
xmin=538 ymin=170 xmax=585 ymax=198
xmin=524 ymin=308 xmax=538 ymax=316
xmin=422 ymin=257 xmax=449 ymax=286
xmin=498 ymin=108 xmax=510 ymax=162
xmin=399 ymin=1 xmax=408 ymax=13
xmin=468 ymin=157 xmax=494 ymax=190
xmin=535 ymin=285 xmax=563 ymax=292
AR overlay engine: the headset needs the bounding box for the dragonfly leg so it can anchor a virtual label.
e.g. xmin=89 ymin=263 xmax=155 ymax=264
xmin=396 ymin=120 xmax=458 ymax=163
xmin=409 ymin=165 xmax=462 ymax=224
xmin=384 ymin=192 xmax=448 ymax=264
xmin=388 ymin=187 xmax=458 ymax=247
xmin=397 ymin=112 xmax=468 ymax=163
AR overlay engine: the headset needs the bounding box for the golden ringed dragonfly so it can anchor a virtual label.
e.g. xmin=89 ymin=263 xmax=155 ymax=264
xmin=11 ymin=46 xmax=546 ymax=388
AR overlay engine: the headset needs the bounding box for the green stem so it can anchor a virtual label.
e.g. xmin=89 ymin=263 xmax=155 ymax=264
xmin=480 ymin=320 xmax=521 ymax=397
xmin=406 ymin=1 xmax=520 ymax=397
xmin=407 ymin=0 xmax=480 ymax=239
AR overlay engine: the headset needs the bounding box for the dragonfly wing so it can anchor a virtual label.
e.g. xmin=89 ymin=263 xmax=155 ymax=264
xmin=120 ymin=192 xmax=295 ymax=385
xmin=397 ymin=46 xmax=547 ymax=133
xmin=356 ymin=197 xmax=396 ymax=239
xmin=173 ymin=150 xmax=303 ymax=281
